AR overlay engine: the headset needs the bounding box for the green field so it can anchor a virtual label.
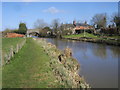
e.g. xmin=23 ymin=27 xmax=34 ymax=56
xmin=2 ymin=38 xmax=61 ymax=88
xmin=2 ymin=38 xmax=25 ymax=54
xmin=63 ymin=32 xmax=120 ymax=40
xmin=63 ymin=32 xmax=98 ymax=39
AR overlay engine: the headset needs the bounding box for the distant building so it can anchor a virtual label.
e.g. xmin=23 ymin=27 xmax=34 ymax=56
xmin=60 ymin=24 xmax=75 ymax=34
xmin=61 ymin=21 xmax=95 ymax=34
xmin=73 ymin=20 xmax=95 ymax=34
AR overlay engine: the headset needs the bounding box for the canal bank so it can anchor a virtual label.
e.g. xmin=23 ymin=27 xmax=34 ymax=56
xmin=36 ymin=38 xmax=90 ymax=88
xmin=62 ymin=37 xmax=120 ymax=46
xmin=45 ymin=38 xmax=119 ymax=88
xmin=62 ymin=33 xmax=120 ymax=46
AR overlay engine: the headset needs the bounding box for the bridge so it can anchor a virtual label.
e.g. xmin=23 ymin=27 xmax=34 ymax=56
xmin=27 ymin=29 xmax=40 ymax=37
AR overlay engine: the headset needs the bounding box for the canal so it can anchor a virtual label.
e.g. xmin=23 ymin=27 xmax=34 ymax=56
xmin=45 ymin=38 xmax=119 ymax=88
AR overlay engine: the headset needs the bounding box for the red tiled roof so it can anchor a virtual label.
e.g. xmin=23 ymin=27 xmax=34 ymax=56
xmin=6 ymin=33 xmax=25 ymax=38
xmin=75 ymin=26 xmax=93 ymax=30
xmin=75 ymin=26 xmax=87 ymax=30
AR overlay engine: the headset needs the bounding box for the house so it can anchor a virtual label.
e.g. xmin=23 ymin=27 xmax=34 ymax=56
xmin=60 ymin=24 xmax=75 ymax=35
xmin=73 ymin=21 xmax=95 ymax=34
xmin=61 ymin=21 xmax=95 ymax=34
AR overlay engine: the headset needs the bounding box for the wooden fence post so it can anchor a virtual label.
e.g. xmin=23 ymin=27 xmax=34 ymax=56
xmin=10 ymin=46 xmax=14 ymax=58
xmin=3 ymin=39 xmax=26 ymax=65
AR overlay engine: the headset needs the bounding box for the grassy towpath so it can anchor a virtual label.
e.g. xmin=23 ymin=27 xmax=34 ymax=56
xmin=2 ymin=38 xmax=60 ymax=88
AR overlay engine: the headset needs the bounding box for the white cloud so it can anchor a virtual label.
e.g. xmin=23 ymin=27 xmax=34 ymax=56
xmin=43 ymin=7 xmax=64 ymax=14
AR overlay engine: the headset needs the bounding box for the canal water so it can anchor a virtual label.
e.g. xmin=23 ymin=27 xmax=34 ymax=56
xmin=45 ymin=38 xmax=119 ymax=88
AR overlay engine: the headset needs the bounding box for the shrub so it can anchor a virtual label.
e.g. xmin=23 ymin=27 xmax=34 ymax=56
xmin=62 ymin=30 xmax=72 ymax=35
xmin=2 ymin=29 xmax=11 ymax=37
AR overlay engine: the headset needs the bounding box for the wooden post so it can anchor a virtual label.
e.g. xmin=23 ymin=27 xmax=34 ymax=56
xmin=11 ymin=46 xmax=14 ymax=58
xmin=7 ymin=53 xmax=11 ymax=64
xmin=16 ymin=44 xmax=19 ymax=53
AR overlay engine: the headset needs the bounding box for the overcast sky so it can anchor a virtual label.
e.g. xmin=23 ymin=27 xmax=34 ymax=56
xmin=1 ymin=1 xmax=119 ymax=31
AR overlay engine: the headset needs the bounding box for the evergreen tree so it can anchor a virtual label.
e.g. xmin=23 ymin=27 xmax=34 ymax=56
xmin=18 ymin=23 xmax=27 ymax=34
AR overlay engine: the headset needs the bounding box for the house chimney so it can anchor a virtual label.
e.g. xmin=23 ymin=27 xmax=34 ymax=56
xmin=84 ymin=21 xmax=87 ymax=24
xmin=73 ymin=20 xmax=76 ymax=26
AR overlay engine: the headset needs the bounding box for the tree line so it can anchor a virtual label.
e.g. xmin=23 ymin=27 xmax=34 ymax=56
xmin=33 ymin=13 xmax=120 ymax=37
xmin=2 ymin=12 xmax=120 ymax=37
xmin=91 ymin=13 xmax=120 ymax=35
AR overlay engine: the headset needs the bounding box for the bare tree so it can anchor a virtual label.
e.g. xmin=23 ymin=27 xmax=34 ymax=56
xmin=34 ymin=19 xmax=48 ymax=29
xmin=51 ymin=19 xmax=60 ymax=35
xmin=60 ymin=23 xmax=64 ymax=31
xmin=111 ymin=13 xmax=120 ymax=28
xmin=91 ymin=13 xmax=107 ymax=29
xmin=111 ymin=13 xmax=120 ymax=34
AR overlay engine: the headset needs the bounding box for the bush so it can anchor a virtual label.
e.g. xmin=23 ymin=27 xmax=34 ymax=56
xmin=11 ymin=29 xmax=18 ymax=33
xmin=86 ymin=29 xmax=94 ymax=33
xmin=39 ymin=27 xmax=52 ymax=37
xmin=2 ymin=29 xmax=11 ymax=37
xmin=100 ymin=27 xmax=118 ymax=35
xmin=62 ymin=30 xmax=72 ymax=35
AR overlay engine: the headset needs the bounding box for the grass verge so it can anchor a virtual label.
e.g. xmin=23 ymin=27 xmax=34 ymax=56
xmin=2 ymin=37 xmax=25 ymax=54
xmin=2 ymin=38 xmax=60 ymax=88
xmin=63 ymin=32 xmax=98 ymax=39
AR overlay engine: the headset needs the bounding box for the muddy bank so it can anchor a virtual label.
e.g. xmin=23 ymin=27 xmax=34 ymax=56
xmin=62 ymin=37 xmax=120 ymax=46
xmin=35 ymin=38 xmax=90 ymax=88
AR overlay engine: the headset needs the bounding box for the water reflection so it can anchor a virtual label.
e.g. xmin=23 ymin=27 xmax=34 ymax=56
xmin=110 ymin=47 xmax=120 ymax=58
xmin=48 ymin=38 xmax=119 ymax=59
xmin=92 ymin=44 xmax=107 ymax=59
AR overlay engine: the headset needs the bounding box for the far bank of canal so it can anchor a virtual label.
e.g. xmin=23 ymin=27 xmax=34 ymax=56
xmin=45 ymin=38 xmax=119 ymax=88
